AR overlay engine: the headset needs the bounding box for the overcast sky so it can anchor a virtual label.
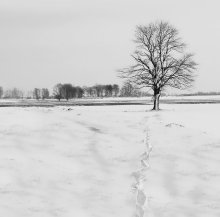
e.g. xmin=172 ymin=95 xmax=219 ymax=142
xmin=1 ymin=0 xmax=220 ymax=92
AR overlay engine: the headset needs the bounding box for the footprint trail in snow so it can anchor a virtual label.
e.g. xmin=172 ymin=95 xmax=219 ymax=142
xmin=132 ymin=128 xmax=152 ymax=217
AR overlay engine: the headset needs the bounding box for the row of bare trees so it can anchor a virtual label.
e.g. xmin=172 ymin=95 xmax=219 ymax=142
xmin=0 ymin=87 xmax=50 ymax=100
xmin=0 ymin=83 xmax=145 ymax=100
xmin=83 ymin=84 xmax=119 ymax=97
xmin=0 ymin=87 xmax=24 ymax=99
xmin=52 ymin=83 xmax=137 ymax=100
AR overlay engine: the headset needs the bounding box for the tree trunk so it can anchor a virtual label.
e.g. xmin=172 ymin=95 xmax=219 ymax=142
xmin=153 ymin=89 xmax=160 ymax=110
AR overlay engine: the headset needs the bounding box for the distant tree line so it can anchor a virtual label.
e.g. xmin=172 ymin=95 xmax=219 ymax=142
xmin=52 ymin=83 xmax=149 ymax=100
xmin=83 ymin=84 xmax=119 ymax=97
xmin=1 ymin=84 xmax=220 ymax=100
xmin=0 ymin=83 xmax=149 ymax=100
xmin=178 ymin=92 xmax=220 ymax=96
xmin=1 ymin=88 xmax=24 ymax=99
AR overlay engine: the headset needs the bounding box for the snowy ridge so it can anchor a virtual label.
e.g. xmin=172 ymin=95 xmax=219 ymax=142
xmin=132 ymin=128 xmax=152 ymax=217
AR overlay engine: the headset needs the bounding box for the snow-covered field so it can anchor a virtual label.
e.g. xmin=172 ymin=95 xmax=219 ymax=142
xmin=1 ymin=95 xmax=220 ymax=107
xmin=0 ymin=104 xmax=220 ymax=217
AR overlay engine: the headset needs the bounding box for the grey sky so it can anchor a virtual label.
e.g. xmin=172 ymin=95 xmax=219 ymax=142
xmin=0 ymin=0 xmax=220 ymax=92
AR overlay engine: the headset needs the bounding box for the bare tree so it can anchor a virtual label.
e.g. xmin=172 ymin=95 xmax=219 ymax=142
xmin=119 ymin=21 xmax=197 ymax=110
xmin=41 ymin=88 xmax=50 ymax=99
xmin=75 ymin=86 xmax=84 ymax=98
xmin=112 ymin=84 xmax=119 ymax=97
xmin=61 ymin=84 xmax=75 ymax=101
xmin=26 ymin=90 xmax=33 ymax=99
xmin=85 ymin=86 xmax=96 ymax=97
xmin=33 ymin=88 xmax=41 ymax=100
xmin=53 ymin=83 xmax=63 ymax=101
xmin=93 ymin=84 xmax=103 ymax=97
xmin=0 ymin=87 xmax=3 ymax=99
xmin=4 ymin=88 xmax=24 ymax=99
xmin=120 ymin=82 xmax=140 ymax=97
xmin=13 ymin=88 xmax=24 ymax=99
xmin=105 ymin=85 xmax=113 ymax=97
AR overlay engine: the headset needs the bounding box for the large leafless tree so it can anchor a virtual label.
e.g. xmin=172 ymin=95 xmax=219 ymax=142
xmin=119 ymin=21 xmax=197 ymax=110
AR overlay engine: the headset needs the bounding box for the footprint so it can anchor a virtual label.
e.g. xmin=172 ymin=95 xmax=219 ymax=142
xmin=137 ymin=189 xmax=146 ymax=206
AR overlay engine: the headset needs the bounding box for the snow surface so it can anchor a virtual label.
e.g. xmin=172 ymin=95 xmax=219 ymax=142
xmin=0 ymin=104 xmax=220 ymax=217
